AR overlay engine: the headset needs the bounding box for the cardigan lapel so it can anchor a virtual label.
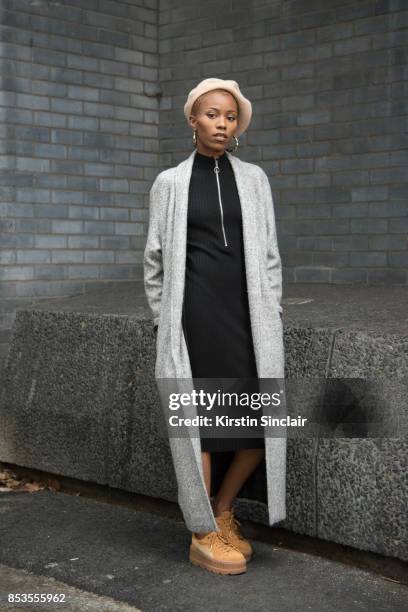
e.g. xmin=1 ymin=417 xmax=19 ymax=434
xmin=171 ymin=150 xmax=196 ymax=378
xmin=226 ymin=152 xmax=263 ymax=376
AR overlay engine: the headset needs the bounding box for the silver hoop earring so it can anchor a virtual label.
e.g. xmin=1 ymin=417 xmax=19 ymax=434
xmin=193 ymin=129 xmax=197 ymax=147
xmin=226 ymin=135 xmax=239 ymax=153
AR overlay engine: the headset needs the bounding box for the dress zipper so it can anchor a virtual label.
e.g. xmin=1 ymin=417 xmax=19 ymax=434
xmin=213 ymin=157 xmax=228 ymax=247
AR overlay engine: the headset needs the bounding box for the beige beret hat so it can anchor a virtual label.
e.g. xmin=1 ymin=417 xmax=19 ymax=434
xmin=184 ymin=77 xmax=252 ymax=138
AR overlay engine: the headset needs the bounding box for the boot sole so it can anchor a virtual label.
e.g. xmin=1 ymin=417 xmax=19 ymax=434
xmin=189 ymin=546 xmax=247 ymax=575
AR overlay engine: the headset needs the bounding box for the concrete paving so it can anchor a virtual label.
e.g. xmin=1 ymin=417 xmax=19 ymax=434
xmin=0 ymin=489 xmax=407 ymax=612
xmin=0 ymin=563 xmax=141 ymax=611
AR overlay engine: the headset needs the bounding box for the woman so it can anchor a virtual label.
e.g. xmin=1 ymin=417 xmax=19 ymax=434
xmin=144 ymin=78 xmax=286 ymax=576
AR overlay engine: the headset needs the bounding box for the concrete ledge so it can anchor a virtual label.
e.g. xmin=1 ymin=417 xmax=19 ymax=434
xmin=0 ymin=282 xmax=407 ymax=561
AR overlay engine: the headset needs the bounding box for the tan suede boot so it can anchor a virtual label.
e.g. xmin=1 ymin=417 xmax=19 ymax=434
xmin=215 ymin=510 xmax=253 ymax=562
xmin=189 ymin=530 xmax=247 ymax=575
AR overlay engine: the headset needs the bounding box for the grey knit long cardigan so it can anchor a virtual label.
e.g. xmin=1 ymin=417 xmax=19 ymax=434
xmin=144 ymin=148 xmax=286 ymax=534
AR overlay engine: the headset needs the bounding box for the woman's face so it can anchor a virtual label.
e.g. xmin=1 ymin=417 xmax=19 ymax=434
xmin=189 ymin=90 xmax=238 ymax=157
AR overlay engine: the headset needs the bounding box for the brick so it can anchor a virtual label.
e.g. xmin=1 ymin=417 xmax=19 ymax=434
xmin=100 ymin=178 xmax=129 ymax=193
xmin=334 ymin=37 xmax=371 ymax=56
xmin=98 ymin=265 xmax=134 ymax=279
xmin=369 ymin=202 xmax=408 ymax=217
xmin=52 ymin=220 xmax=83 ymax=234
xmin=389 ymin=252 xmax=408 ymax=267
xmin=84 ymin=250 xmax=115 ymax=264
xmin=115 ymin=222 xmax=143 ymax=235
xmin=116 ymin=250 xmax=142 ymax=264
xmin=0 ymin=266 xmax=34 ymax=281
xmin=282 ymin=29 xmax=316 ymax=49
xmin=49 ymin=67 xmax=82 ymax=85
xmin=352 ymin=187 xmax=388 ymax=202
xmin=333 ymin=236 xmax=369 ymax=251
xmin=84 ymin=163 xmax=115 ymax=176
xmin=34 ymin=205 xmax=69 ymax=219
xmin=33 ymin=111 xmax=66 ymax=128
xmin=317 ymin=21 xmax=352 ymax=42
xmin=35 ymin=235 xmax=67 ymax=248
xmin=69 ymin=206 xmax=99 ymax=220
xmin=295 ymin=268 xmax=331 ymax=282
xmin=0 ymin=203 xmax=34 ymax=217
xmin=298 ymin=237 xmax=333 ymax=251
xmin=51 ymin=98 xmax=82 ymax=114
xmin=389 ymin=218 xmax=408 ymax=233
xmin=367 ymin=269 xmax=407 ymax=285
xmin=315 ymin=220 xmax=350 ymax=235
xmin=16 ymin=157 xmax=50 ymax=172
xmin=100 ymin=236 xmax=129 ymax=249
xmin=284 ymin=251 xmax=314 ymax=267
xmin=350 ymin=252 xmax=388 ymax=267
xmin=68 ymin=265 xmax=99 ymax=279
xmin=350 ymin=219 xmax=388 ymax=234
xmin=16 ymin=250 xmax=51 ymax=264
xmin=371 ymin=167 xmax=408 ymax=184
xmin=114 ymin=48 xmax=144 ymax=64
xmin=332 ymin=171 xmax=370 ymax=187
xmin=282 ymin=63 xmax=315 ymax=80
xmin=83 ymin=73 xmax=115 ymax=91
xmin=313 ymin=252 xmax=349 ymax=266
xmin=332 ymin=204 xmax=368 ymax=218
xmin=68 ymin=236 xmax=99 ymax=249
xmin=34 ymin=266 xmax=69 ymax=281
xmin=67 ymin=85 xmax=99 ymax=102
xmin=31 ymin=47 xmax=66 ymax=67
xmin=369 ymin=235 xmax=407 ymax=250
xmin=0 ymin=250 xmax=16 ymax=264
xmin=331 ymin=269 xmax=368 ymax=283
xmin=84 ymin=221 xmax=114 ymax=234
xmin=297 ymin=173 xmax=331 ymax=188
xmin=296 ymin=204 xmax=331 ymax=219
xmin=301 ymin=45 xmax=332 ymax=62
xmin=15 ymin=280 xmax=84 ymax=298
xmin=298 ymin=111 xmax=330 ymax=125
xmin=0 ymin=108 xmax=32 ymax=125
xmin=100 ymin=207 xmax=129 ymax=221
xmin=33 ymin=143 xmax=66 ymax=159
xmin=67 ymin=116 xmax=98 ymax=131
xmin=32 ymin=81 xmax=67 ymax=98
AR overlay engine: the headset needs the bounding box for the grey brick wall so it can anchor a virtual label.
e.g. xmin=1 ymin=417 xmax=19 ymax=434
xmin=1 ymin=0 xmax=408 ymax=363
xmin=159 ymin=0 xmax=408 ymax=287
xmin=0 ymin=0 xmax=159 ymax=357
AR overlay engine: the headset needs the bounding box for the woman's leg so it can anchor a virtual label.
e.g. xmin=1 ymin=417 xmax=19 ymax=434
xmin=195 ymin=447 xmax=264 ymax=535
xmin=212 ymin=448 xmax=265 ymax=516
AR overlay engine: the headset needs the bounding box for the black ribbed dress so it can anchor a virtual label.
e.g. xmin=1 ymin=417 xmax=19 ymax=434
xmin=181 ymin=150 xmax=264 ymax=452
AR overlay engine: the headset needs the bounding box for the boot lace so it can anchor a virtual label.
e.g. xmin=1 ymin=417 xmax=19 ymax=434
xmin=229 ymin=514 xmax=245 ymax=541
xmin=216 ymin=511 xmax=245 ymax=542
xmin=210 ymin=531 xmax=241 ymax=553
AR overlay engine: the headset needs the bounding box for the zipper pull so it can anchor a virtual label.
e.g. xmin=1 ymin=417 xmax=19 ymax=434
xmin=213 ymin=158 xmax=228 ymax=247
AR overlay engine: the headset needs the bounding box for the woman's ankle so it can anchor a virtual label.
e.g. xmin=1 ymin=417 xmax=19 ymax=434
xmin=211 ymin=498 xmax=232 ymax=517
